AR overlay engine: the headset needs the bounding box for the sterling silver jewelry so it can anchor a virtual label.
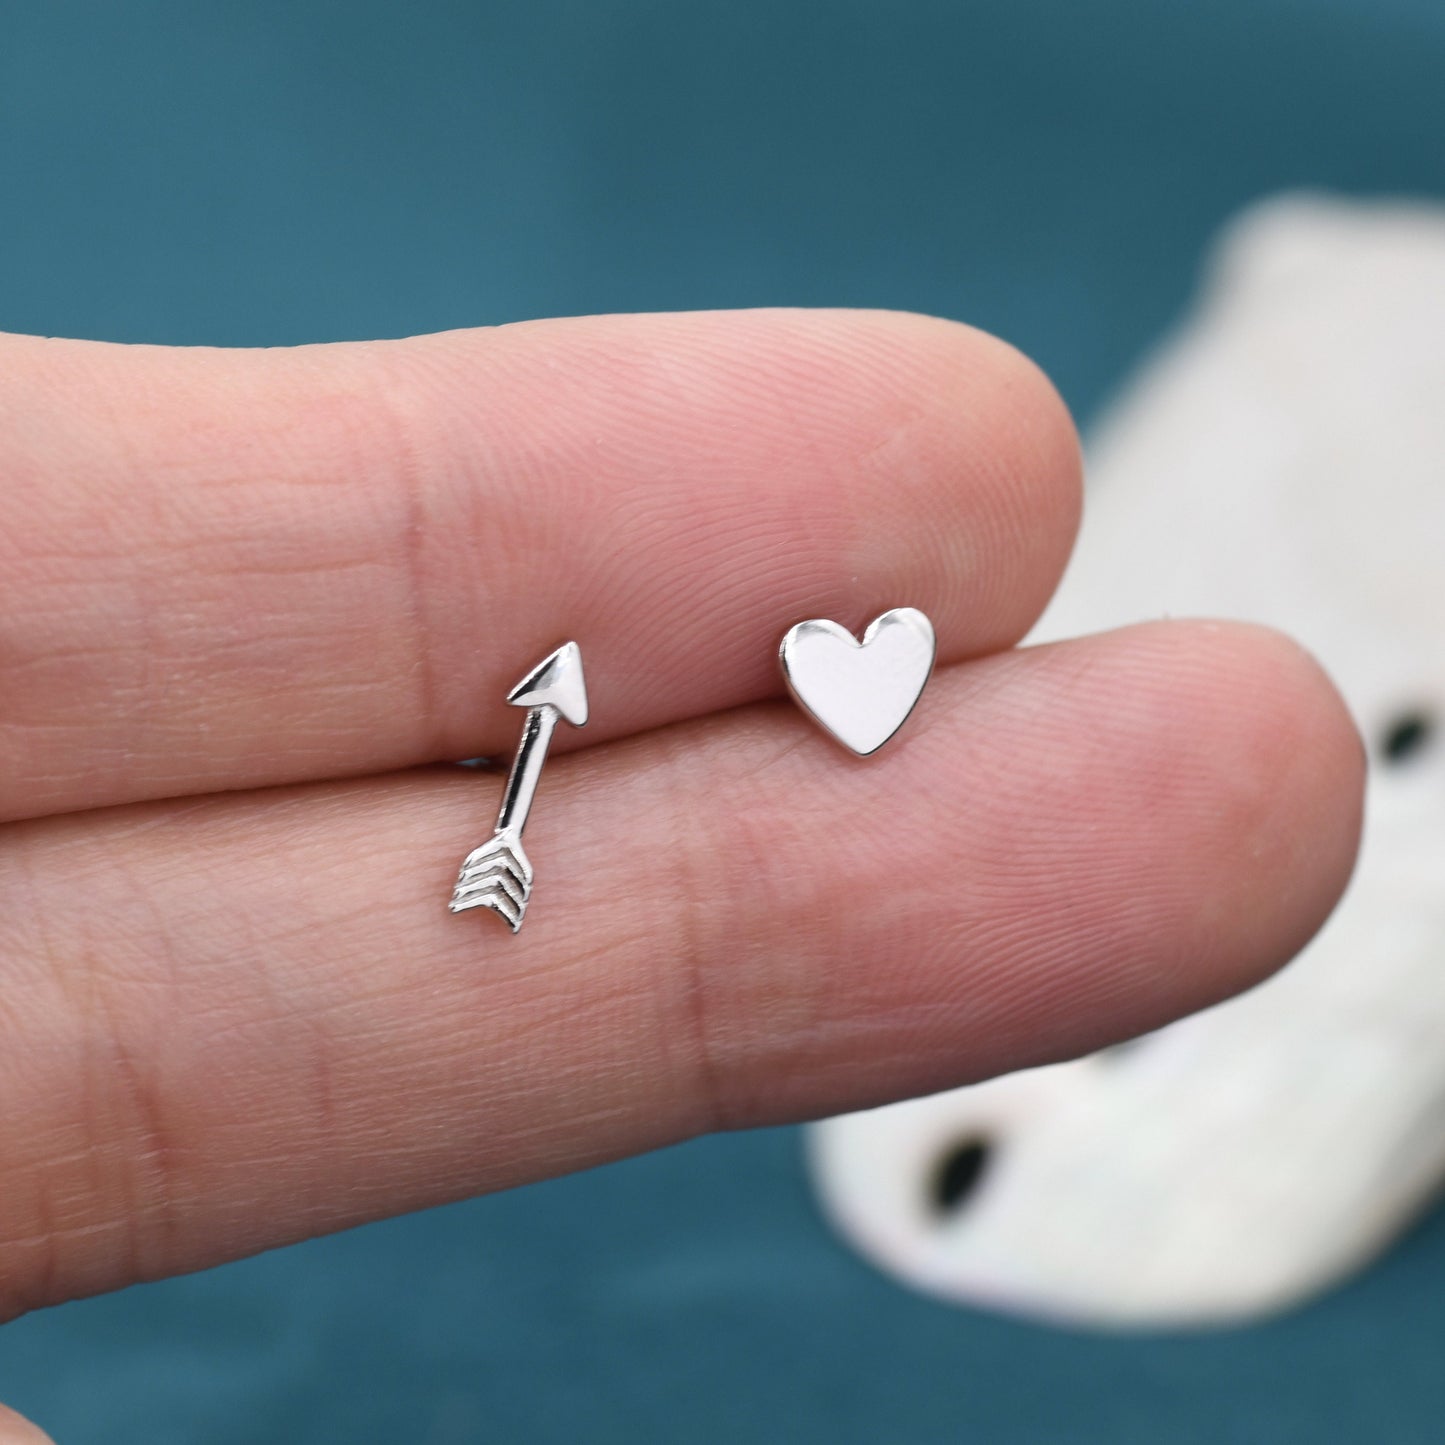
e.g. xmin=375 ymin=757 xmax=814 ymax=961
xmin=449 ymin=641 xmax=588 ymax=931
xmin=779 ymin=608 xmax=935 ymax=755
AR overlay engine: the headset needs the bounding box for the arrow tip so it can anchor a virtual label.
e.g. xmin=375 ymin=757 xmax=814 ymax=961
xmin=506 ymin=641 xmax=589 ymax=727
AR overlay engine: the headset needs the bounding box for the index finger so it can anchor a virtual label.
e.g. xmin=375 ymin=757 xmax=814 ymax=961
xmin=0 ymin=308 xmax=1078 ymax=819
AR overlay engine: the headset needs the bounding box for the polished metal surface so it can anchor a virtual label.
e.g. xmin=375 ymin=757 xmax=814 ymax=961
xmin=779 ymin=607 xmax=936 ymax=755
xmin=449 ymin=641 xmax=588 ymax=931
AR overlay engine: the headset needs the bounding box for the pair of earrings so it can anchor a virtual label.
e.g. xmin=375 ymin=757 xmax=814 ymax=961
xmin=448 ymin=607 xmax=936 ymax=932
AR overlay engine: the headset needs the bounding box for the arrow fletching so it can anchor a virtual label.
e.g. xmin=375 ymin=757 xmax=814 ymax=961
xmin=448 ymin=828 xmax=534 ymax=932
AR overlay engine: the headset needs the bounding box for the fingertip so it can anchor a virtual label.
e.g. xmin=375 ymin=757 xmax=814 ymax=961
xmin=869 ymin=618 xmax=1368 ymax=1081
xmin=406 ymin=305 xmax=1084 ymax=661
xmin=1109 ymin=619 xmax=1365 ymax=1010
xmin=1193 ymin=620 xmax=1365 ymax=986
xmin=793 ymin=309 xmax=1086 ymax=654
xmin=0 ymin=1404 xmax=55 ymax=1445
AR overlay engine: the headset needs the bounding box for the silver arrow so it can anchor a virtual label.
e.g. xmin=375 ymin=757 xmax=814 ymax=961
xmin=449 ymin=641 xmax=589 ymax=931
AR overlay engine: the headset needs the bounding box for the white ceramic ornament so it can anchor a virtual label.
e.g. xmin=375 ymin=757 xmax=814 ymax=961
xmin=809 ymin=194 xmax=1445 ymax=1328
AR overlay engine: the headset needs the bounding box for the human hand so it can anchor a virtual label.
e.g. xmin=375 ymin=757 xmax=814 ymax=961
xmin=0 ymin=311 xmax=1362 ymax=1439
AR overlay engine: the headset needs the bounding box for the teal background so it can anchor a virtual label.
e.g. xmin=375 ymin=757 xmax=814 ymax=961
xmin=2 ymin=2 xmax=1445 ymax=1440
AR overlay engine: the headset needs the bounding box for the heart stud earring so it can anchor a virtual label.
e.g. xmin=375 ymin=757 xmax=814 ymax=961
xmin=450 ymin=641 xmax=588 ymax=931
xmin=779 ymin=608 xmax=935 ymax=755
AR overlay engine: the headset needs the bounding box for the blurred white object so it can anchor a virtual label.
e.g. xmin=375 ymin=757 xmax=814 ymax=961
xmin=809 ymin=194 xmax=1445 ymax=1328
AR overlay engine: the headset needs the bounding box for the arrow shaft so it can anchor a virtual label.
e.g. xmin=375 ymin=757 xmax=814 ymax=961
xmin=495 ymin=705 xmax=558 ymax=836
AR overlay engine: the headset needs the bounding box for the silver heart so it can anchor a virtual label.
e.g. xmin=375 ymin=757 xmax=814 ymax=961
xmin=779 ymin=608 xmax=936 ymax=755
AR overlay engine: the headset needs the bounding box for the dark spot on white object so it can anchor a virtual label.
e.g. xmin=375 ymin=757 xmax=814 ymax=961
xmin=1380 ymin=710 xmax=1435 ymax=765
xmin=930 ymin=1137 xmax=993 ymax=1215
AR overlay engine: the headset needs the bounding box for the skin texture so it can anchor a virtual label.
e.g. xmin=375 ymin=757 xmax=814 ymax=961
xmin=0 ymin=310 xmax=1364 ymax=1435
xmin=0 ymin=1406 xmax=52 ymax=1445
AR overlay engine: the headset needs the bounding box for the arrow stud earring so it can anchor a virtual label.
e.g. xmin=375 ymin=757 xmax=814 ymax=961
xmin=449 ymin=641 xmax=588 ymax=931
